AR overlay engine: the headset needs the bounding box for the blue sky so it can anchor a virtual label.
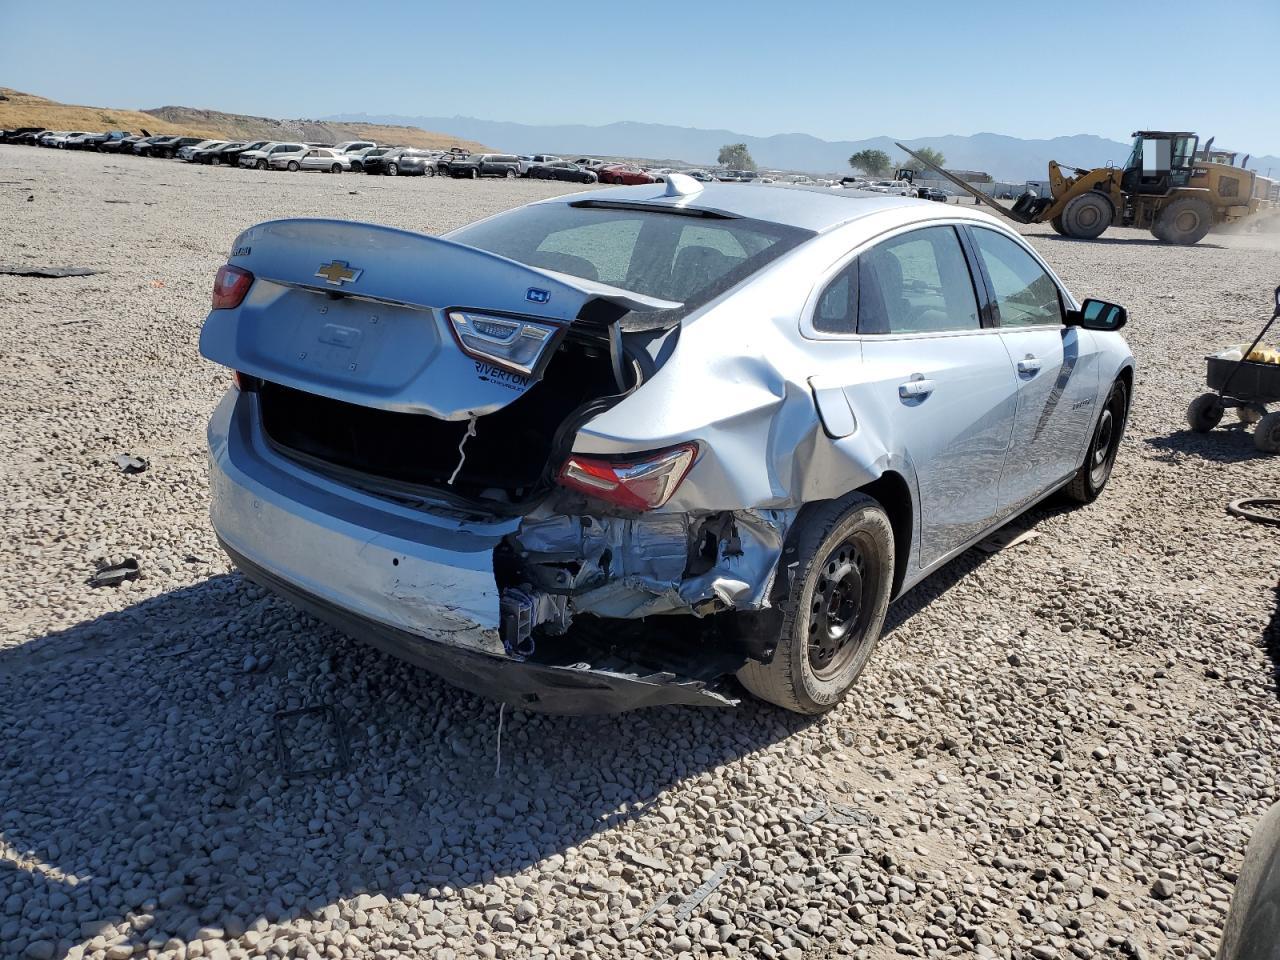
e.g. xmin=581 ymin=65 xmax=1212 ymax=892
xmin=4 ymin=0 xmax=1279 ymax=155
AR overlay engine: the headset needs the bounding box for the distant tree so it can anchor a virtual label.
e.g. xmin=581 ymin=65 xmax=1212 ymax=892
xmin=848 ymin=149 xmax=891 ymax=176
xmin=900 ymin=146 xmax=946 ymax=173
xmin=717 ymin=143 xmax=756 ymax=171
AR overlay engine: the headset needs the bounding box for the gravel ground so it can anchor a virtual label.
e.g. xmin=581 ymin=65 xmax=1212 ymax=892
xmin=3 ymin=145 xmax=1280 ymax=960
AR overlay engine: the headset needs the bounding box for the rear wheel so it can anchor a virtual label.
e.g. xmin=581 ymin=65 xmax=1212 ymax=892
xmin=736 ymin=493 xmax=894 ymax=715
xmin=386 ymin=164 xmax=398 ymax=176
xmin=211 ymin=156 xmax=221 ymax=166
xmin=1050 ymin=215 xmax=1066 ymax=235
xmin=470 ymin=167 xmax=479 ymax=179
xmin=505 ymin=168 xmax=516 ymax=179
xmin=1187 ymin=392 xmax=1225 ymax=432
xmin=287 ymin=161 xmax=300 ymax=172
xmin=1066 ymin=379 xmax=1128 ymax=503
xmin=1060 ymin=192 xmax=1114 ymax=239
xmin=1156 ymin=197 xmax=1214 ymax=245
xmin=330 ymin=163 xmax=341 ymax=174
xmin=424 ymin=166 xmax=435 ymax=177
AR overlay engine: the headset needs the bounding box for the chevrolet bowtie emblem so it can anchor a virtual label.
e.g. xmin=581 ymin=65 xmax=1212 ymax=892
xmin=315 ymin=260 xmax=362 ymax=286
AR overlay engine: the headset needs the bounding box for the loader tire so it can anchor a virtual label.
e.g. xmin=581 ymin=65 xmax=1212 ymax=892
xmin=1050 ymin=215 xmax=1067 ymax=236
xmin=1061 ymin=192 xmax=1114 ymax=240
xmin=1157 ymin=197 xmax=1214 ymax=245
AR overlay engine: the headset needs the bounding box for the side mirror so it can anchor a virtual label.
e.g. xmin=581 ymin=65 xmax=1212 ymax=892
xmin=1067 ymin=298 xmax=1128 ymax=331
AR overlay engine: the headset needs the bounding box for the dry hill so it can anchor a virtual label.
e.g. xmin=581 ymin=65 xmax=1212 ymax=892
xmin=143 ymin=105 xmax=488 ymax=152
xmin=0 ymin=88 xmax=488 ymax=152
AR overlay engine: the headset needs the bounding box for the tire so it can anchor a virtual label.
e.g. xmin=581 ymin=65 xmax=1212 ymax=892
xmin=256 ymin=160 xmax=267 ymax=170
xmin=470 ymin=168 xmax=479 ymax=179
xmin=211 ymin=156 xmax=220 ymax=166
xmin=505 ymin=168 xmax=516 ymax=179
xmin=1050 ymin=215 xmax=1066 ymax=236
xmin=287 ymin=161 xmax=300 ymax=172
xmin=1060 ymin=192 xmax=1114 ymax=239
xmin=1066 ymin=379 xmax=1129 ymax=503
xmin=736 ymin=493 xmax=894 ymax=715
xmin=386 ymin=164 xmax=398 ymax=176
xmin=424 ymin=166 xmax=435 ymax=177
xmin=1156 ymin=197 xmax=1214 ymax=245
xmin=1187 ymin=392 xmax=1225 ymax=432
xmin=351 ymin=162 xmax=363 ymax=172
xmin=330 ymin=164 xmax=341 ymax=174
xmin=1255 ymin=412 xmax=1280 ymax=453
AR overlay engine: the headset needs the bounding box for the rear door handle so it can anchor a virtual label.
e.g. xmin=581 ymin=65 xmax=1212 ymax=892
xmin=1017 ymin=356 xmax=1042 ymax=375
xmin=898 ymin=377 xmax=936 ymax=399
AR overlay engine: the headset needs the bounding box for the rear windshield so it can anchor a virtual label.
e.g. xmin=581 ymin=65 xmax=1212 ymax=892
xmin=449 ymin=202 xmax=812 ymax=312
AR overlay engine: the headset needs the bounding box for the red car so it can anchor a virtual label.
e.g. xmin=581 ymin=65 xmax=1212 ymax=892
xmin=596 ymin=163 xmax=657 ymax=185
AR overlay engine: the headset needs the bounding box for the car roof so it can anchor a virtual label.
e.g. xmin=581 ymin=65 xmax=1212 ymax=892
xmin=532 ymin=181 xmax=1007 ymax=234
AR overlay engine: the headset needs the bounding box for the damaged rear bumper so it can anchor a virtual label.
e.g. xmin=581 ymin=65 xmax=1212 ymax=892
xmin=207 ymin=390 xmax=742 ymax=713
xmin=223 ymin=540 xmax=738 ymax=713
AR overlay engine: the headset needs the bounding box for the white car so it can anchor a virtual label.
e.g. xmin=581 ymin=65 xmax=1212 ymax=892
xmin=332 ymin=141 xmax=376 ymax=155
xmin=865 ymin=179 xmax=915 ymax=197
xmin=269 ymin=147 xmax=351 ymax=173
xmin=179 ymin=140 xmax=225 ymax=161
xmin=239 ymin=142 xmax=306 ymax=170
xmin=517 ymin=154 xmax=561 ymax=176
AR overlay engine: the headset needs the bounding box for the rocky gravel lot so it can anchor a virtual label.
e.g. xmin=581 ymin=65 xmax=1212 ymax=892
xmin=3 ymin=145 xmax=1280 ymax=960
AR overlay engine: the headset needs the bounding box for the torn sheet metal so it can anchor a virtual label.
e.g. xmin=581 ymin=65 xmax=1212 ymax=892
xmin=512 ymin=508 xmax=792 ymax=620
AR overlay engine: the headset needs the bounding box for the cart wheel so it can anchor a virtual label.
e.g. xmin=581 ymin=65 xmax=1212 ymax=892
xmin=1255 ymin=412 xmax=1280 ymax=453
xmin=1238 ymin=402 xmax=1268 ymax=425
xmin=1187 ymin=393 xmax=1225 ymax=433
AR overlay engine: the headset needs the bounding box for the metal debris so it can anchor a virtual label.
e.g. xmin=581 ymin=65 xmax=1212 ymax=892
xmin=114 ymin=454 xmax=149 ymax=474
xmin=88 ymin=558 xmax=140 ymax=588
xmin=975 ymin=527 xmax=1041 ymax=554
xmin=673 ymin=861 xmax=730 ymax=921
xmin=623 ymin=849 xmax=672 ymax=872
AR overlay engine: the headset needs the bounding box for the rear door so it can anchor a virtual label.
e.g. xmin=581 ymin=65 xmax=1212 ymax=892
xmin=813 ymin=225 xmax=1019 ymax=567
xmin=963 ymin=225 xmax=1099 ymax=512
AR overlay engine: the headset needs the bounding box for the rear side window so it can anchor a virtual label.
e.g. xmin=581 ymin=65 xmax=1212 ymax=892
xmin=969 ymin=227 xmax=1063 ymax=327
xmin=857 ymin=226 xmax=979 ymax=334
xmin=450 ymin=204 xmax=812 ymax=312
xmin=813 ymin=261 xmax=858 ymax=334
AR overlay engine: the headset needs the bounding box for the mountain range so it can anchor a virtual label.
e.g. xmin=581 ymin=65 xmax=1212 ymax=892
xmin=326 ymin=113 xmax=1280 ymax=182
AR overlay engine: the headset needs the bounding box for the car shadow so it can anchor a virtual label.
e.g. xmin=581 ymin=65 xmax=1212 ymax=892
xmin=1146 ymin=425 xmax=1268 ymax=463
xmin=0 ymin=574 xmax=818 ymax=956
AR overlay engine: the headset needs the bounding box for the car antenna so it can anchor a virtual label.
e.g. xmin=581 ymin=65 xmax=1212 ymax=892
xmin=664 ymin=172 xmax=702 ymax=197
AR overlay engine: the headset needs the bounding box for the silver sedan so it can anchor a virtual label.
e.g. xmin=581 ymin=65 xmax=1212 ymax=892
xmin=199 ymin=177 xmax=1134 ymax=714
xmin=268 ymin=147 xmax=351 ymax=173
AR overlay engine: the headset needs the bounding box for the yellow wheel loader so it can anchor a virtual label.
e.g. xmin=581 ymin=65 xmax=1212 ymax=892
xmin=897 ymin=132 xmax=1264 ymax=245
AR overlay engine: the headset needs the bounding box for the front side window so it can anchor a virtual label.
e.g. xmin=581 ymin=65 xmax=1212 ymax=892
xmin=970 ymin=228 xmax=1063 ymax=327
xmin=858 ymin=226 xmax=980 ymax=334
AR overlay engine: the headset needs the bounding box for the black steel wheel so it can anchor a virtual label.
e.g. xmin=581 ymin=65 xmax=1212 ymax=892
xmin=1066 ymin=379 xmax=1129 ymax=503
xmin=1187 ymin=392 xmax=1225 ymax=432
xmin=736 ymin=493 xmax=894 ymax=715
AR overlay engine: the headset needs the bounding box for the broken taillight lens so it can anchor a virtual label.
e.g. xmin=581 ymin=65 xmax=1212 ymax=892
xmin=557 ymin=443 xmax=698 ymax=511
xmin=212 ymin=264 xmax=254 ymax=310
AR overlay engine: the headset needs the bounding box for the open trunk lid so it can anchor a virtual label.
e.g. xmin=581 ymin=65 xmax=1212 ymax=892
xmin=199 ymin=218 xmax=675 ymax=421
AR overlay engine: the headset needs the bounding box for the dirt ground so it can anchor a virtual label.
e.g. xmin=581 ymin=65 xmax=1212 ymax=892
xmin=2 ymin=145 xmax=1280 ymax=960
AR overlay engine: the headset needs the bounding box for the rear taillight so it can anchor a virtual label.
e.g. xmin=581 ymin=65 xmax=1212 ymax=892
xmin=212 ymin=264 xmax=254 ymax=310
xmin=557 ymin=443 xmax=698 ymax=511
